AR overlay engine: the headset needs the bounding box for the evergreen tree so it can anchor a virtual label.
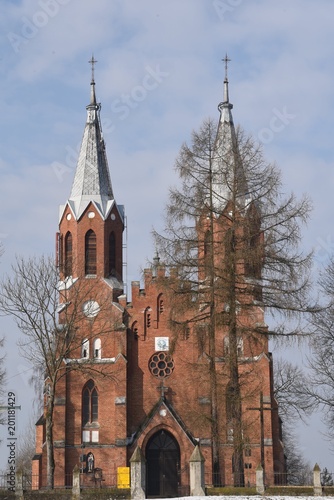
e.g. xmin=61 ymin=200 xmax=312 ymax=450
xmin=321 ymin=467 xmax=333 ymax=486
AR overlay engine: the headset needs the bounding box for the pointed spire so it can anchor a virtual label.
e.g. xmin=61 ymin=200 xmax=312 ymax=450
xmin=211 ymin=55 xmax=249 ymax=210
xmin=65 ymin=58 xmax=118 ymax=221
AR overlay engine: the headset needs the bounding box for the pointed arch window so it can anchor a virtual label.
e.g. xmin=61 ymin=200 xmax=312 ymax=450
xmin=85 ymin=230 xmax=96 ymax=275
xmin=109 ymin=232 xmax=116 ymax=276
xmin=64 ymin=231 xmax=72 ymax=277
xmin=82 ymin=379 xmax=98 ymax=427
xmin=224 ymin=337 xmax=243 ymax=357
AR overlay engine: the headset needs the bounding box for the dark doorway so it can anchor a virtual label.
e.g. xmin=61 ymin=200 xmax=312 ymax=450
xmin=146 ymin=430 xmax=180 ymax=498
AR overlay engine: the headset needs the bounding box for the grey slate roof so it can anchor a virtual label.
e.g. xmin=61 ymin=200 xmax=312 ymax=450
xmin=60 ymin=80 xmax=121 ymax=221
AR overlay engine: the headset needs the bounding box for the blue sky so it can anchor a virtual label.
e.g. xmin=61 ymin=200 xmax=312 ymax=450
xmin=1 ymin=0 xmax=334 ymax=471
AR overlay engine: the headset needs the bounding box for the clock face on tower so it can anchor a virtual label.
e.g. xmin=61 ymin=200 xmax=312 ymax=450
xmin=82 ymin=300 xmax=100 ymax=318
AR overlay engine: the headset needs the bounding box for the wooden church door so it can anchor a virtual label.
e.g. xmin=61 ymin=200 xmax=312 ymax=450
xmin=146 ymin=430 xmax=180 ymax=497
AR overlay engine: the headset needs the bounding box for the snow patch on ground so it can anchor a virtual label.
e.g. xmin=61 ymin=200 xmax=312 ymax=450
xmin=157 ymin=497 xmax=333 ymax=500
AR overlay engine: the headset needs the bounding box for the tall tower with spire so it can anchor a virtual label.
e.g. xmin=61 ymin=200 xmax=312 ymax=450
xmin=33 ymin=60 xmax=128 ymax=488
xmin=33 ymin=59 xmax=285 ymax=493
xmin=58 ymin=59 xmax=124 ymax=292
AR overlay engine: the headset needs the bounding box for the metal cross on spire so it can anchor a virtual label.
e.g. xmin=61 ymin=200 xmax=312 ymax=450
xmin=222 ymin=53 xmax=231 ymax=81
xmin=89 ymin=55 xmax=98 ymax=83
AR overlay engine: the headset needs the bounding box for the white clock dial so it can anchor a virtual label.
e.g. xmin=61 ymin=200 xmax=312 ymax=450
xmin=82 ymin=300 xmax=100 ymax=318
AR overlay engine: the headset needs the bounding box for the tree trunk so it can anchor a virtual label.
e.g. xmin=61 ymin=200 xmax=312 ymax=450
xmin=45 ymin=385 xmax=55 ymax=489
xmin=227 ymin=228 xmax=244 ymax=487
xmin=208 ymin=162 xmax=222 ymax=486
xmin=209 ymin=320 xmax=221 ymax=486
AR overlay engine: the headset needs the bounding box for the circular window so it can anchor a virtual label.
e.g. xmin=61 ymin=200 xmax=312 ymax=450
xmin=149 ymin=352 xmax=175 ymax=379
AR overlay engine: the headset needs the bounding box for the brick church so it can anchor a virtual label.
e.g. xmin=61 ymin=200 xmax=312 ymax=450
xmin=33 ymin=63 xmax=285 ymax=495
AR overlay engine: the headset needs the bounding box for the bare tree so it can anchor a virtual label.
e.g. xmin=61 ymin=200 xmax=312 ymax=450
xmin=154 ymin=117 xmax=316 ymax=486
xmin=308 ymin=257 xmax=334 ymax=442
xmin=273 ymin=358 xmax=314 ymax=484
xmin=274 ymin=358 xmax=314 ymax=422
xmin=281 ymin=425 xmax=312 ymax=485
xmin=0 ymin=337 xmax=6 ymax=426
xmin=16 ymin=419 xmax=36 ymax=478
xmin=0 ymin=243 xmax=6 ymax=424
xmin=0 ymin=255 xmax=123 ymax=488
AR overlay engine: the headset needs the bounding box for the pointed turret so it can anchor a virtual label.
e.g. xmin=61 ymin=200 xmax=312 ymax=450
xmin=58 ymin=59 xmax=124 ymax=285
xmin=66 ymin=76 xmax=115 ymax=220
xmin=211 ymin=56 xmax=248 ymax=211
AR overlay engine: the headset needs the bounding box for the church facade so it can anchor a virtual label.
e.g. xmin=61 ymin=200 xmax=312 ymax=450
xmin=32 ymin=68 xmax=285 ymax=495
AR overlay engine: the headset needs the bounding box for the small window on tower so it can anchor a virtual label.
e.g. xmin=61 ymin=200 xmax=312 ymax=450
xmin=85 ymin=230 xmax=97 ymax=275
xmin=82 ymin=339 xmax=89 ymax=359
xmin=245 ymin=447 xmax=252 ymax=457
xmin=93 ymin=338 xmax=101 ymax=359
xmin=109 ymin=232 xmax=116 ymax=276
xmin=224 ymin=337 xmax=243 ymax=356
xmin=64 ymin=231 xmax=72 ymax=277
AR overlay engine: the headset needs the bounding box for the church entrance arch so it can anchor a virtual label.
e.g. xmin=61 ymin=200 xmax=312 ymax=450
xmin=146 ymin=430 xmax=180 ymax=498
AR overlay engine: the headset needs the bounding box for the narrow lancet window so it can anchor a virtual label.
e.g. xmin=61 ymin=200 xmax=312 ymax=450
xmin=82 ymin=380 xmax=98 ymax=427
xmin=109 ymin=232 xmax=116 ymax=276
xmin=64 ymin=231 xmax=72 ymax=276
xmin=85 ymin=230 xmax=97 ymax=275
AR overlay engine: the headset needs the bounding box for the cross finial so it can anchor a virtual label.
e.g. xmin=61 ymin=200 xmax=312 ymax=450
xmin=222 ymin=53 xmax=231 ymax=81
xmin=89 ymin=55 xmax=98 ymax=83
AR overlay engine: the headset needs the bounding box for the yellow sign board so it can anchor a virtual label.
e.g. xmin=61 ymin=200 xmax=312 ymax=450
xmin=117 ymin=466 xmax=130 ymax=488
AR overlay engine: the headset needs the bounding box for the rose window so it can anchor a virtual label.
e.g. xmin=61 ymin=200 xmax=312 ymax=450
xmin=149 ymin=352 xmax=175 ymax=378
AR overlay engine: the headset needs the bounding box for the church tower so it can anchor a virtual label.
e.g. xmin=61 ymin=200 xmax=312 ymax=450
xmin=58 ymin=57 xmax=124 ymax=292
xmin=196 ymin=60 xmax=270 ymax=487
xmin=33 ymin=60 xmax=128 ymax=488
